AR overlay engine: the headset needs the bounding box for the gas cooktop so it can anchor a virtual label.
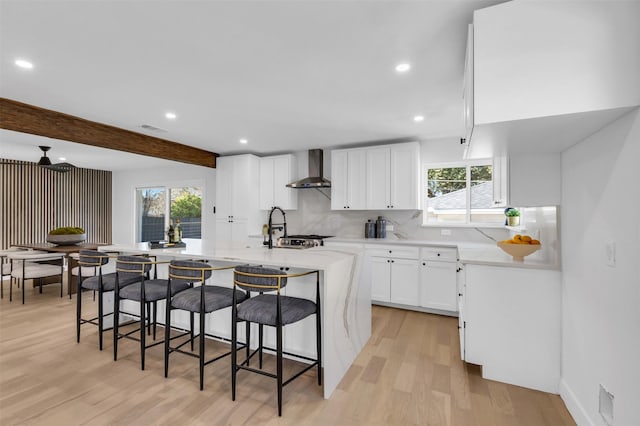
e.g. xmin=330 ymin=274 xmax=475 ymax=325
xmin=275 ymin=234 xmax=333 ymax=249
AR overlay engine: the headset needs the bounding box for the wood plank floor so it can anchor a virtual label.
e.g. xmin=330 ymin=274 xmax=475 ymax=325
xmin=0 ymin=282 xmax=576 ymax=425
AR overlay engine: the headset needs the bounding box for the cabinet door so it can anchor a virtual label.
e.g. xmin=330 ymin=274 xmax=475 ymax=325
xmin=215 ymin=218 xmax=232 ymax=243
xmin=492 ymin=155 xmax=508 ymax=208
xmin=389 ymin=258 xmax=419 ymax=306
xmin=370 ymin=256 xmax=391 ymax=302
xmin=420 ymin=261 xmax=457 ymax=311
xmin=390 ymin=143 xmax=419 ymax=209
xmin=463 ymin=23 xmax=474 ymax=143
xmin=366 ymin=147 xmax=390 ymax=209
xmin=230 ymin=219 xmax=248 ymax=244
xmin=232 ymin=156 xmax=251 ymax=218
xmin=273 ymin=155 xmax=297 ymax=209
xmin=347 ymin=149 xmax=367 ymax=209
xmin=331 ymin=150 xmax=348 ymax=210
xmin=259 ymin=157 xmax=275 ymax=210
xmin=215 ymin=157 xmax=233 ymax=218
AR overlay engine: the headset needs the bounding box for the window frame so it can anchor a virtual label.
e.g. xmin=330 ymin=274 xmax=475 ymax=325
xmin=135 ymin=184 xmax=204 ymax=242
xmin=422 ymin=158 xmax=504 ymax=227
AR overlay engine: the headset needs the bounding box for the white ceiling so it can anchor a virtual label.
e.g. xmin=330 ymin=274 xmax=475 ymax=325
xmin=0 ymin=0 xmax=504 ymax=170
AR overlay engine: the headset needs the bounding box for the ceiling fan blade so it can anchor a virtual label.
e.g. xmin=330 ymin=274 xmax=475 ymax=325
xmin=42 ymin=162 xmax=76 ymax=173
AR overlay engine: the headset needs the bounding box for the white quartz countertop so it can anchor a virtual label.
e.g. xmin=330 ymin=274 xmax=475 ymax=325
xmin=326 ymin=237 xmax=560 ymax=270
xmin=100 ymin=239 xmax=362 ymax=271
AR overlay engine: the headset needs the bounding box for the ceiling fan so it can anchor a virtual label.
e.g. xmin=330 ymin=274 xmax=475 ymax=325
xmin=0 ymin=145 xmax=77 ymax=173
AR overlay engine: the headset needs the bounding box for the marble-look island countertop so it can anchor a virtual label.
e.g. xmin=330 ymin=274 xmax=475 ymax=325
xmin=100 ymin=239 xmax=370 ymax=399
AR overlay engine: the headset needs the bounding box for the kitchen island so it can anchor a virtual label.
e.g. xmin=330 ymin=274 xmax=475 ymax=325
xmin=99 ymin=239 xmax=369 ymax=399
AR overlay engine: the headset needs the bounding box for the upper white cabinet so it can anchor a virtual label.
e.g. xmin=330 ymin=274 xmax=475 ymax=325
xmin=333 ymin=142 xmax=420 ymax=211
xmin=259 ymin=154 xmax=298 ymax=210
xmin=490 ymin=153 xmax=562 ymax=207
xmin=465 ymin=1 xmax=639 ymax=158
xmin=331 ymin=149 xmax=367 ymax=210
xmin=215 ymin=154 xmax=261 ymax=244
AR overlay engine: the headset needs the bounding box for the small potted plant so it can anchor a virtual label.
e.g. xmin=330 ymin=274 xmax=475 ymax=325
xmin=47 ymin=226 xmax=86 ymax=245
xmin=505 ymin=208 xmax=520 ymax=227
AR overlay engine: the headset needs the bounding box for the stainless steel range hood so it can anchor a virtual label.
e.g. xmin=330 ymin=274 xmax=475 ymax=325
xmin=286 ymin=149 xmax=331 ymax=188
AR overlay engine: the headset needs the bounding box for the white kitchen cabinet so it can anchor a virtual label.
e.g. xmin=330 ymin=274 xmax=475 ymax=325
xmin=259 ymin=154 xmax=298 ymax=210
xmin=366 ymin=143 xmax=420 ymax=210
xmin=463 ymin=263 xmax=561 ymax=393
xmin=330 ymin=148 xmax=366 ymax=210
xmin=463 ymin=24 xmax=474 ymax=146
xmin=465 ymin=1 xmax=638 ymax=159
xmin=367 ymin=245 xmax=419 ymax=306
xmin=215 ymin=154 xmax=261 ymax=244
xmin=492 ymin=155 xmax=508 ymax=208
xmin=390 ymin=143 xmax=420 ymax=210
xmin=457 ymin=263 xmax=466 ymax=360
xmin=419 ymin=247 xmax=458 ymax=313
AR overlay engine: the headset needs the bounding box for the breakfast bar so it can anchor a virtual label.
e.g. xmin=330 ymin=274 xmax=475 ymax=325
xmin=99 ymin=239 xmax=369 ymax=399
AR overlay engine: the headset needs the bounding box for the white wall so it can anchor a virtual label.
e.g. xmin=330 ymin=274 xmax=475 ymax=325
xmin=560 ymin=108 xmax=640 ymax=425
xmin=111 ymin=163 xmax=216 ymax=244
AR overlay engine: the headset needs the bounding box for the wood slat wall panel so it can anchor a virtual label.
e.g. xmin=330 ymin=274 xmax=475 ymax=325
xmin=0 ymin=159 xmax=111 ymax=249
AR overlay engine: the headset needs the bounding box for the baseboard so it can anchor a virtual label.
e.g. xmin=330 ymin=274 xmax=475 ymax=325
xmin=559 ymin=378 xmax=594 ymax=426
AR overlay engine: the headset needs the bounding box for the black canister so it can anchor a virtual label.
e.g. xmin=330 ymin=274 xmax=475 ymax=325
xmin=375 ymin=216 xmax=386 ymax=239
xmin=365 ymin=220 xmax=376 ymax=238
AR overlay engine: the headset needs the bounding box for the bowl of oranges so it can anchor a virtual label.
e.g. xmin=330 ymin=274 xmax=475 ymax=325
xmin=497 ymin=234 xmax=541 ymax=261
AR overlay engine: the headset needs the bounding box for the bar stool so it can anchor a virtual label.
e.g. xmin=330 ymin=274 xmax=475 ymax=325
xmin=231 ymin=266 xmax=321 ymax=416
xmin=76 ymin=250 xmax=141 ymax=350
xmin=113 ymin=256 xmax=191 ymax=370
xmin=164 ymin=260 xmax=249 ymax=390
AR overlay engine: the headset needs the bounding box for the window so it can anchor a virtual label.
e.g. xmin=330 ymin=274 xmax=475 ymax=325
xmin=424 ymin=160 xmax=504 ymax=225
xmin=136 ymin=186 xmax=203 ymax=242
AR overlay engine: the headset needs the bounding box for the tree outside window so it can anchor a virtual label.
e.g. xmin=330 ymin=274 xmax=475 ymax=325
xmin=425 ymin=162 xmax=503 ymax=225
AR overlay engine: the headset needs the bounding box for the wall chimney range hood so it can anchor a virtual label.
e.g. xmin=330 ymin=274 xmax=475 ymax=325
xmin=287 ymin=149 xmax=331 ymax=188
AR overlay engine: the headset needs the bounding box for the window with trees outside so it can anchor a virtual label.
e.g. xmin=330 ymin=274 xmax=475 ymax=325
xmin=424 ymin=160 xmax=504 ymax=225
xmin=136 ymin=186 xmax=203 ymax=242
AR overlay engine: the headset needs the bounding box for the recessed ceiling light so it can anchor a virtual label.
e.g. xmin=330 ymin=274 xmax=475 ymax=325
xmin=15 ymin=59 xmax=34 ymax=69
xmin=165 ymin=112 xmax=177 ymax=119
xmin=58 ymin=157 xmax=66 ymax=161
xmin=239 ymin=139 xmax=248 ymax=144
xmin=413 ymin=115 xmax=424 ymax=122
xmin=395 ymin=63 xmax=411 ymax=73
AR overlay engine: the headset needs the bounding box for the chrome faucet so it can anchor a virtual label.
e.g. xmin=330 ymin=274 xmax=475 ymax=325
xmin=267 ymin=206 xmax=287 ymax=249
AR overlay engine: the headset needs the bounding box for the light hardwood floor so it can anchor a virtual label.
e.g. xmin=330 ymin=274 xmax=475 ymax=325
xmin=0 ymin=282 xmax=575 ymax=425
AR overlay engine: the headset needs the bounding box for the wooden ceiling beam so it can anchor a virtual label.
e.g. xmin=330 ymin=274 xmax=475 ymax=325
xmin=0 ymin=97 xmax=217 ymax=168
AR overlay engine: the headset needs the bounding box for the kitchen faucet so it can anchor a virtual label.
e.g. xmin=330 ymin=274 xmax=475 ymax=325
xmin=267 ymin=206 xmax=287 ymax=249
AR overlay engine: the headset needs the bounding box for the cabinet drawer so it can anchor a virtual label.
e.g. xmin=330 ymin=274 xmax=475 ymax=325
xmin=366 ymin=245 xmax=419 ymax=259
xmin=420 ymin=247 xmax=457 ymax=262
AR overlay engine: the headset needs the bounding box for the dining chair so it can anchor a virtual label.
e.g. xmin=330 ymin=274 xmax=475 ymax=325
xmin=8 ymin=251 xmax=66 ymax=304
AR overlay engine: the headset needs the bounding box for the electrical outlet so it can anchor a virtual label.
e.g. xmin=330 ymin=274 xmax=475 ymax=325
xmin=606 ymin=241 xmax=616 ymax=267
xmin=441 ymin=229 xmax=452 ymax=236
xmin=386 ymin=224 xmax=394 ymax=231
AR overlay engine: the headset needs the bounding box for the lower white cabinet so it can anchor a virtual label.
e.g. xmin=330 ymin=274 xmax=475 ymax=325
xmin=463 ymin=263 xmax=561 ymax=393
xmin=419 ymin=260 xmax=457 ymax=312
xmin=368 ymin=245 xmax=419 ymax=306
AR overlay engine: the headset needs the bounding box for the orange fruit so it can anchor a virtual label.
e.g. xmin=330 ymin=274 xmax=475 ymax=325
xmin=513 ymin=234 xmax=522 ymax=241
xmin=530 ymin=239 xmax=541 ymax=245
xmin=521 ymin=235 xmax=532 ymax=243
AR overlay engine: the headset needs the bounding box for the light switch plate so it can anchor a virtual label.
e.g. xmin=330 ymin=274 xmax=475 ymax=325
xmin=441 ymin=229 xmax=452 ymax=236
xmin=606 ymin=241 xmax=616 ymax=267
